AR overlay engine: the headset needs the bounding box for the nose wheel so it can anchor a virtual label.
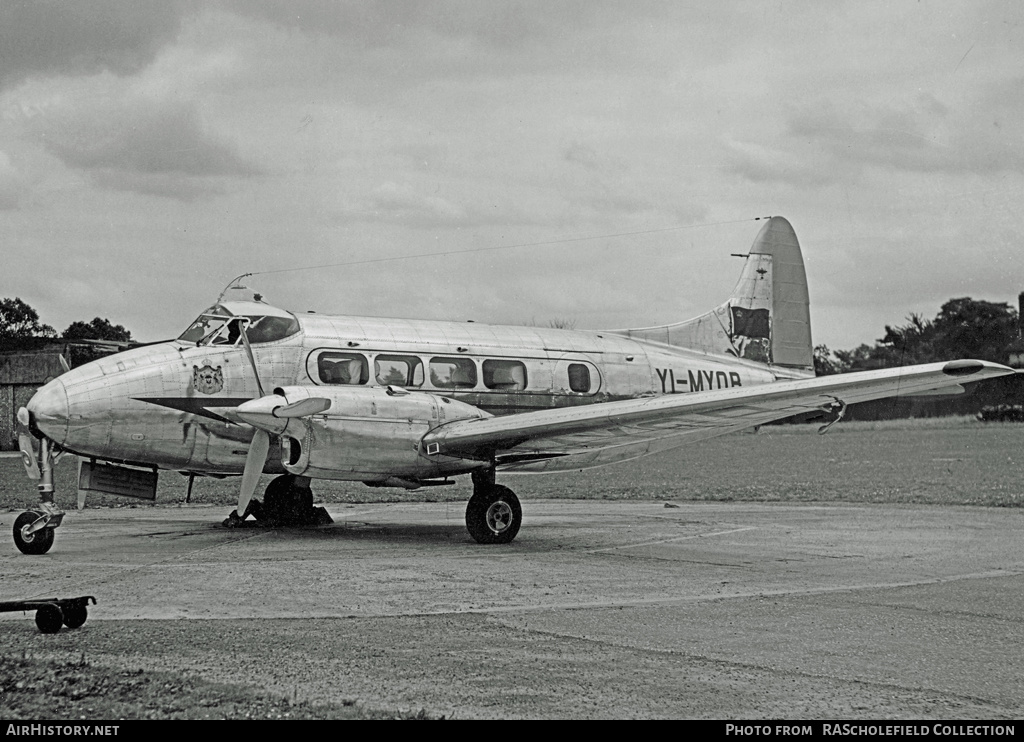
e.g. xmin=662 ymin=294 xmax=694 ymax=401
xmin=13 ymin=510 xmax=58 ymax=555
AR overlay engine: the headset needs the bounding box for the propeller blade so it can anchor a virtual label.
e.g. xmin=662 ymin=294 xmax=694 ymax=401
xmin=18 ymin=434 xmax=40 ymax=481
xmin=237 ymin=429 xmax=270 ymax=516
xmin=58 ymin=355 xmax=71 ymax=374
xmin=275 ymin=397 xmax=331 ymax=418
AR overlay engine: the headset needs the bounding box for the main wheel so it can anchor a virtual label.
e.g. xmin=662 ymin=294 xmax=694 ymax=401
xmin=62 ymin=604 xmax=88 ymax=629
xmin=466 ymin=485 xmax=522 ymax=544
xmin=13 ymin=511 xmax=55 ymax=555
xmin=35 ymin=604 xmax=63 ymax=634
xmin=261 ymin=475 xmax=293 ymax=509
xmin=258 ymin=475 xmax=315 ymax=524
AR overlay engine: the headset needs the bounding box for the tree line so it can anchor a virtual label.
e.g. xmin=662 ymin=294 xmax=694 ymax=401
xmin=813 ymin=297 xmax=1017 ymax=375
xmin=811 ymin=297 xmax=1021 ymax=419
xmin=0 ymin=297 xmax=133 ymax=366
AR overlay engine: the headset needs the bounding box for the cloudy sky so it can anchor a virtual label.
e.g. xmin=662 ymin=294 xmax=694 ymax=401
xmin=1 ymin=1 xmax=1021 ymax=352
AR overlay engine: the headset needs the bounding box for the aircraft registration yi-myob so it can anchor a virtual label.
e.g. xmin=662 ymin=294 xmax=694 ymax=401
xmin=13 ymin=217 xmax=1014 ymax=554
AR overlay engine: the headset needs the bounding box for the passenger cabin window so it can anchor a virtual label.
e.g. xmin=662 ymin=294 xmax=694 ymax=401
xmin=568 ymin=363 xmax=591 ymax=393
xmin=483 ymin=360 xmax=527 ymax=391
xmin=375 ymin=355 xmax=424 ymax=387
xmin=318 ymin=352 xmax=368 ymax=385
xmin=430 ymin=357 xmax=477 ymax=389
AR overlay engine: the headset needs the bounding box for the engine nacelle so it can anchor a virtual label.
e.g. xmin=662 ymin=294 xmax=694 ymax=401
xmin=271 ymin=385 xmax=488 ymax=482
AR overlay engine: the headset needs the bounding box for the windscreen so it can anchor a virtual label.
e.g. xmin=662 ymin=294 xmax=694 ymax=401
xmin=178 ymin=305 xmax=299 ymax=346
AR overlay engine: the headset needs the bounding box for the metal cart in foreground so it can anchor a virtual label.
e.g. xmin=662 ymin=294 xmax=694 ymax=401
xmin=0 ymin=596 xmax=96 ymax=633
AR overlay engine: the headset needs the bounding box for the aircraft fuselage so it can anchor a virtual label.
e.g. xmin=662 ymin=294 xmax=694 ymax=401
xmin=27 ymin=304 xmax=804 ymax=482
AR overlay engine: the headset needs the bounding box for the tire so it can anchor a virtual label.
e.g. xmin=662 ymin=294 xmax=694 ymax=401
xmin=254 ymin=475 xmax=291 ymax=521
xmin=35 ymin=604 xmax=63 ymax=634
xmin=466 ymin=485 xmax=522 ymax=544
xmin=62 ymin=604 xmax=88 ymax=630
xmin=260 ymin=475 xmax=292 ymax=514
xmin=13 ymin=511 xmax=55 ymax=555
xmin=260 ymin=475 xmax=315 ymax=524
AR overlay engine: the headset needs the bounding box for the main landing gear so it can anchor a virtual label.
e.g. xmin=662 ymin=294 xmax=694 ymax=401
xmin=465 ymin=470 xmax=522 ymax=544
xmin=224 ymin=474 xmax=333 ymax=527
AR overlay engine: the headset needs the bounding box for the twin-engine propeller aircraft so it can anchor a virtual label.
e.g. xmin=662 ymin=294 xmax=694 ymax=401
xmin=13 ymin=217 xmax=1013 ymax=554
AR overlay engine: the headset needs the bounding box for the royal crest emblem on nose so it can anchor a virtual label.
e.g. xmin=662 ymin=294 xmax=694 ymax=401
xmin=193 ymin=364 xmax=224 ymax=394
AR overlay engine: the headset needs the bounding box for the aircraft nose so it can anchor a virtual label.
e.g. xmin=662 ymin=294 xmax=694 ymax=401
xmin=26 ymin=378 xmax=69 ymax=445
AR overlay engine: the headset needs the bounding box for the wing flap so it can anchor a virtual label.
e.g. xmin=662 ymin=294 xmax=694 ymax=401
xmin=423 ymin=360 xmax=1012 ymax=466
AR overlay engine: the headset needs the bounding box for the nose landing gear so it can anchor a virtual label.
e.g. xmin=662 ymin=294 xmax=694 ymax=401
xmin=13 ymin=431 xmax=64 ymax=555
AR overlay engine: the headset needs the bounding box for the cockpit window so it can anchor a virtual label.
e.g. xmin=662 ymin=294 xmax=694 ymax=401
xmin=178 ymin=306 xmax=231 ymax=344
xmin=178 ymin=304 xmax=300 ymax=346
xmin=244 ymin=315 xmax=300 ymax=343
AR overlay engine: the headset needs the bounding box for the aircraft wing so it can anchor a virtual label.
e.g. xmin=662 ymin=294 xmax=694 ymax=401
xmin=422 ymin=360 xmax=1013 ymax=473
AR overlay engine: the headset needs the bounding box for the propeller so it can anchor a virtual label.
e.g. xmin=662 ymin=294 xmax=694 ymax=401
xmin=233 ymin=321 xmax=269 ymax=518
xmin=230 ymin=321 xmax=330 ymax=519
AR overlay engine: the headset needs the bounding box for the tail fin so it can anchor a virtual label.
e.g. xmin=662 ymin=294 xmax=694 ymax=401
xmin=612 ymin=216 xmax=814 ymax=373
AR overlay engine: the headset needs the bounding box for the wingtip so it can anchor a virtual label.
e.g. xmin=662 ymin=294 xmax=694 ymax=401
xmin=941 ymin=359 xmax=1015 ymax=377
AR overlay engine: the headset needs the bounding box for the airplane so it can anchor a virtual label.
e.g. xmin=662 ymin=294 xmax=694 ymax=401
xmin=12 ymin=216 xmax=1014 ymax=554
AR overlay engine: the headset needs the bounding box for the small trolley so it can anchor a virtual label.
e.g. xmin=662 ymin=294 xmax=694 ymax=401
xmin=0 ymin=596 xmax=96 ymax=634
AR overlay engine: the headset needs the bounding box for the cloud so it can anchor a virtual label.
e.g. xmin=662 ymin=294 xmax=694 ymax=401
xmin=0 ymin=0 xmax=195 ymax=90
xmin=723 ymin=140 xmax=843 ymax=188
xmin=338 ymin=179 xmax=550 ymax=229
xmin=563 ymin=142 xmax=629 ymax=175
xmin=224 ymin=0 xmax=564 ymax=48
xmin=787 ymin=92 xmax=1024 ymax=177
xmin=0 ymin=2 xmax=260 ymax=200
xmin=725 ymin=85 xmax=1024 ymax=188
xmin=0 ymin=151 xmax=22 ymax=209
xmin=43 ymin=97 xmax=256 ymax=179
xmin=6 ymin=71 xmax=260 ymax=200
xmin=354 ymin=181 xmax=469 ymax=227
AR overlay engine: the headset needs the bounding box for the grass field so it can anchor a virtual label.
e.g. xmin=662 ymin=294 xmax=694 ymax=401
xmin=3 ymin=417 xmax=1022 ymax=512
